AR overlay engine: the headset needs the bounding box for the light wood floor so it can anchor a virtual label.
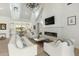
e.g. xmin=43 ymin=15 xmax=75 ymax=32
xmin=75 ymin=48 xmax=79 ymax=56
xmin=0 ymin=39 xmax=9 ymax=56
xmin=0 ymin=39 xmax=79 ymax=56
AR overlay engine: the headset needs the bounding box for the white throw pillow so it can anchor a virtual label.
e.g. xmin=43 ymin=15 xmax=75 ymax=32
xmin=15 ymin=35 xmax=24 ymax=48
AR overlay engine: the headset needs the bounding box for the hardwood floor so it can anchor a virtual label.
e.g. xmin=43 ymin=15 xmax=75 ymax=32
xmin=0 ymin=39 xmax=9 ymax=56
xmin=0 ymin=39 xmax=79 ymax=56
xmin=37 ymin=41 xmax=48 ymax=56
xmin=75 ymin=48 xmax=79 ymax=56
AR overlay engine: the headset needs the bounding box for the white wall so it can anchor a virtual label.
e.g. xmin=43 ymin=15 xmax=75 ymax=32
xmin=41 ymin=3 xmax=79 ymax=48
xmin=60 ymin=3 xmax=79 ymax=48
xmin=40 ymin=3 xmax=64 ymax=40
xmin=41 ymin=3 xmax=64 ymax=27
xmin=0 ymin=17 xmax=10 ymax=38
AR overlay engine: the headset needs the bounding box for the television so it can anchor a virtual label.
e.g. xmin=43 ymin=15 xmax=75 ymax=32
xmin=45 ymin=16 xmax=55 ymax=25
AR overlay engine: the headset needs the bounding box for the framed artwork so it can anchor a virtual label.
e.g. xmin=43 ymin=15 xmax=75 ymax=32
xmin=0 ymin=24 xmax=6 ymax=30
xmin=67 ymin=16 xmax=76 ymax=25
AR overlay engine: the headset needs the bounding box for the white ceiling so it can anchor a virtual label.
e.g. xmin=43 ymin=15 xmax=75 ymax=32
xmin=0 ymin=3 xmax=31 ymax=19
xmin=20 ymin=3 xmax=32 ymax=19
xmin=0 ymin=3 xmax=11 ymax=18
xmin=0 ymin=3 xmax=44 ymax=22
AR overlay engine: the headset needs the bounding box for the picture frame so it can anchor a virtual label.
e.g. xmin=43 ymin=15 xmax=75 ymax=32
xmin=0 ymin=24 xmax=6 ymax=30
xmin=67 ymin=16 xmax=76 ymax=25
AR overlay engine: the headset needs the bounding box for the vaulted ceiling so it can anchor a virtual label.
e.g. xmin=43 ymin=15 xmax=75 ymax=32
xmin=0 ymin=3 xmax=43 ymax=22
xmin=0 ymin=3 xmax=11 ymax=18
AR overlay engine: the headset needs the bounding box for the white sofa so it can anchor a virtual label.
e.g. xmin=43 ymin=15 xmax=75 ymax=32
xmin=8 ymin=35 xmax=37 ymax=56
xmin=44 ymin=42 xmax=74 ymax=56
